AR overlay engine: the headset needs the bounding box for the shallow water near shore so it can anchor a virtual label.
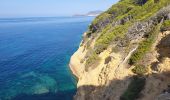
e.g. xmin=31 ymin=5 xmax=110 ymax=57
xmin=0 ymin=17 xmax=94 ymax=100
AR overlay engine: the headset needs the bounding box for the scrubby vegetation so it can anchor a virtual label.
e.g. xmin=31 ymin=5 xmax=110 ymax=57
xmin=74 ymin=0 xmax=170 ymax=100
xmin=120 ymin=76 xmax=146 ymax=100
xmin=132 ymin=65 xmax=148 ymax=75
xmin=84 ymin=0 xmax=170 ymax=72
xmin=106 ymin=1 xmax=135 ymax=16
xmin=90 ymin=0 xmax=170 ymax=54
xmin=161 ymin=20 xmax=170 ymax=31
xmin=129 ymin=0 xmax=170 ymax=21
xmin=94 ymin=23 xmax=131 ymax=54
xmin=162 ymin=20 xmax=170 ymax=27
xmin=88 ymin=0 xmax=170 ymax=72
xmin=85 ymin=51 xmax=100 ymax=71
xmin=129 ymin=24 xmax=161 ymax=65
xmin=90 ymin=0 xmax=170 ymax=31
xmin=92 ymin=13 xmax=111 ymax=27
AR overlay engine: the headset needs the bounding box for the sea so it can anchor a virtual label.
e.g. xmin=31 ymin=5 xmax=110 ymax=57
xmin=0 ymin=16 xmax=94 ymax=100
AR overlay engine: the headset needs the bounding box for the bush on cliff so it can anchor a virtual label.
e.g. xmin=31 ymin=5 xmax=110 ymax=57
xmin=161 ymin=20 xmax=170 ymax=31
xmin=85 ymin=51 xmax=100 ymax=71
xmin=132 ymin=65 xmax=148 ymax=75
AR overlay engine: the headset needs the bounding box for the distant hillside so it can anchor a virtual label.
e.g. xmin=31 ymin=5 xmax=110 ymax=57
xmin=74 ymin=10 xmax=103 ymax=17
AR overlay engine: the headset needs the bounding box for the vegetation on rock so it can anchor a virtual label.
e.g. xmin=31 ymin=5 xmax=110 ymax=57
xmin=129 ymin=24 xmax=161 ymax=65
xmin=73 ymin=0 xmax=170 ymax=100
xmin=85 ymin=50 xmax=100 ymax=71
xmin=84 ymin=0 xmax=170 ymax=73
xmin=161 ymin=20 xmax=170 ymax=31
xmin=95 ymin=22 xmax=131 ymax=54
xmin=132 ymin=65 xmax=148 ymax=75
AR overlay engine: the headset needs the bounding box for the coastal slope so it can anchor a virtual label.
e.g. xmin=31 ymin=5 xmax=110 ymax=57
xmin=70 ymin=0 xmax=170 ymax=100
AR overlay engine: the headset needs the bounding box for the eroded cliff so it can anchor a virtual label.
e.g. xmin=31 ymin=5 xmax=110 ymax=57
xmin=70 ymin=0 xmax=170 ymax=100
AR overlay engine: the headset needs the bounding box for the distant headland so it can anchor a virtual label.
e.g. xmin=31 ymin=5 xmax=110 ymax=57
xmin=73 ymin=10 xmax=103 ymax=17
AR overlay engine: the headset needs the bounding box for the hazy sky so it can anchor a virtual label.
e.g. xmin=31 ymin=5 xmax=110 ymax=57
xmin=0 ymin=0 xmax=119 ymax=17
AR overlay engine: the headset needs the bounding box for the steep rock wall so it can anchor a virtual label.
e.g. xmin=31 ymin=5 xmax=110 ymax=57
xmin=70 ymin=1 xmax=170 ymax=100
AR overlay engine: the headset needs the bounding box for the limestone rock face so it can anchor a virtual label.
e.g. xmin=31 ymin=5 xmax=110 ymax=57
xmin=70 ymin=1 xmax=170 ymax=100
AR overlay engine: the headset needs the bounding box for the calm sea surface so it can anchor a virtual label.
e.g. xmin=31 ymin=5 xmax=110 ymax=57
xmin=0 ymin=17 xmax=94 ymax=100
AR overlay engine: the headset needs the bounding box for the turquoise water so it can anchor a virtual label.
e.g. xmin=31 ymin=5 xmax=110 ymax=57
xmin=0 ymin=17 xmax=94 ymax=100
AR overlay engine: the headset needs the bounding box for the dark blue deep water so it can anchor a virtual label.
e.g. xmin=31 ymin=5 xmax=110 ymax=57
xmin=0 ymin=17 xmax=94 ymax=100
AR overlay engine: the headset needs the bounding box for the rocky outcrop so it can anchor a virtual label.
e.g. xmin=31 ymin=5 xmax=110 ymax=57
xmin=70 ymin=1 xmax=170 ymax=100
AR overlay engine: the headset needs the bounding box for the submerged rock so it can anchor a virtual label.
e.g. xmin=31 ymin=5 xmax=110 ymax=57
xmin=32 ymin=84 xmax=49 ymax=94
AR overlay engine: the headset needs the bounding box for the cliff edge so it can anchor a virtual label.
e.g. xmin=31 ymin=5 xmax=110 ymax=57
xmin=70 ymin=0 xmax=170 ymax=100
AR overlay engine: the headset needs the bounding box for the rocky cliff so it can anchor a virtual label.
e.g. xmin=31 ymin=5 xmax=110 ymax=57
xmin=70 ymin=0 xmax=170 ymax=100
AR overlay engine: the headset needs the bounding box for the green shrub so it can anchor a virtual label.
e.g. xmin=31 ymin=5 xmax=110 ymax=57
xmin=132 ymin=65 xmax=148 ymax=75
xmin=161 ymin=20 xmax=170 ymax=31
xmin=120 ymin=76 xmax=146 ymax=100
xmin=162 ymin=20 xmax=170 ymax=27
xmin=85 ymin=51 xmax=100 ymax=71
xmin=94 ymin=44 xmax=108 ymax=54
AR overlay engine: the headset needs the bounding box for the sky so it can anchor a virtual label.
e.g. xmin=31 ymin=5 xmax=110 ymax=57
xmin=0 ymin=0 xmax=119 ymax=17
